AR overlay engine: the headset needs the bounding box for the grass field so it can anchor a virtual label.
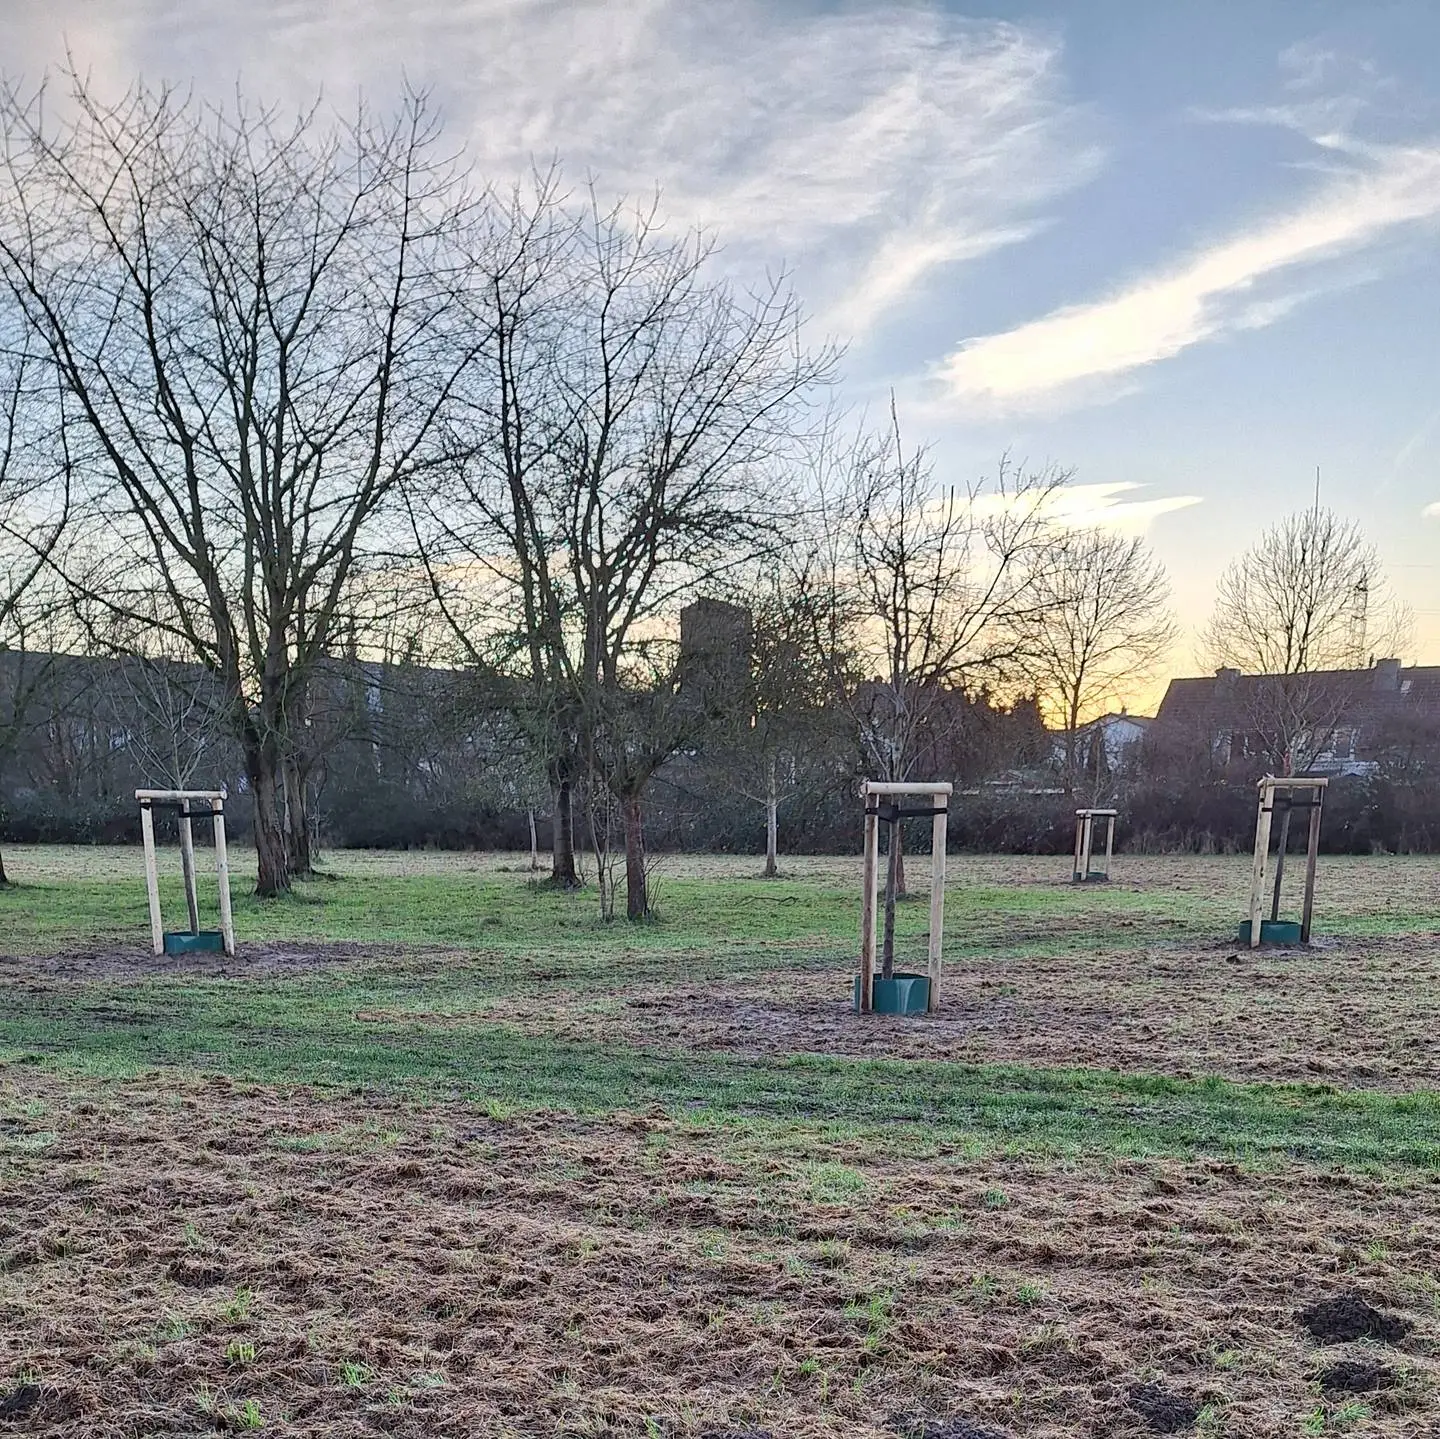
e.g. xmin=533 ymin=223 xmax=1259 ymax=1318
xmin=3 ymin=846 xmax=1440 ymax=1437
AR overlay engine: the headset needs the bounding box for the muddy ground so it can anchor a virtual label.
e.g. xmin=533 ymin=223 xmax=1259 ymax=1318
xmin=347 ymin=932 xmax=1440 ymax=1092
xmin=3 ymin=1067 xmax=1439 ymax=1438
xmin=8 ymin=922 xmax=1440 ymax=1090
xmin=0 ymin=940 xmax=401 ymax=983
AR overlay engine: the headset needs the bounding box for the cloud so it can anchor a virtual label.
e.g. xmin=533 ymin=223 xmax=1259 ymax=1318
xmin=1038 ymin=481 xmax=1202 ymax=533
xmin=937 ymin=137 xmax=1440 ymax=412
xmin=1424 ymin=502 xmax=1440 ymax=521
xmin=968 ymin=480 xmax=1202 ymax=535
xmin=1192 ymin=42 xmax=1400 ymax=148
xmin=1392 ymin=405 xmax=1440 ymax=472
xmin=6 ymin=0 xmax=1100 ymax=343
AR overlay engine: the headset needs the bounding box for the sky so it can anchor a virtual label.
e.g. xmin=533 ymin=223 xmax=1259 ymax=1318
xmin=4 ymin=0 xmax=1439 ymax=707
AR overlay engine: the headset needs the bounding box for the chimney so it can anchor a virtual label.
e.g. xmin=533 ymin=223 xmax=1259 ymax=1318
xmin=1373 ymin=657 xmax=1402 ymax=691
xmin=1215 ymin=667 xmax=1240 ymax=689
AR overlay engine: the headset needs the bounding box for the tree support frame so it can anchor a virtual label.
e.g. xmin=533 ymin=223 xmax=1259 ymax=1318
xmin=858 ymin=780 xmax=951 ymax=1014
xmin=1246 ymin=776 xmax=1326 ymax=948
xmin=137 ymin=788 xmax=235 ymax=957
xmin=1072 ymin=808 xmax=1117 ymax=883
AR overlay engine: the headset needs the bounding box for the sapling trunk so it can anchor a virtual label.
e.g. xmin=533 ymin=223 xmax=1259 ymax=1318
xmin=764 ymin=754 xmax=779 ymax=878
xmin=178 ymin=807 xmax=201 ymax=933
xmin=881 ymin=821 xmax=900 ymax=980
xmin=1270 ymin=806 xmax=1293 ymax=921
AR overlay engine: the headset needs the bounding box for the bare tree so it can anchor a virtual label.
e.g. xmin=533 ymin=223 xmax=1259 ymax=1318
xmin=0 ymin=71 xmax=483 ymax=895
xmin=815 ymin=411 xmax=1067 ymax=895
xmin=1202 ymin=507 xmax=1409 ymax=773
xmin=408 ymin=173 xmax=586 ymax=885
xmin=415 ymin=182 xmax=833 ymax=919
xmin=1017 ymin=528 xmax=1176 ymax=792
xmin=0 ymin=590 xmax=72 ymax=887
xmin=113 ymin=656 xmax=227 ymax=792
xmin=0 ymin=340 xmax=67 ymax=635
xmin=0 ymin=326 xmax=70 ymax=887
xmin=1204 ymin=508 xmax=1406 ymax=675
xmin=698 ymin=565 xmax=849 ymax=877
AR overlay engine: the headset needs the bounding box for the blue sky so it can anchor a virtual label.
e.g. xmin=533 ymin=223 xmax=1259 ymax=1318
xmin=6 ymin=0 xmax=1440 ymax=687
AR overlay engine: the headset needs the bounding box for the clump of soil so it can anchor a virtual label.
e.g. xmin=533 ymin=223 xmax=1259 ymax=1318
xmin=1314 ymin=1356 xmax=1400 ymax=1393
xmin=0 ymin=1384 xmax=40 ymax=1419
xmin=1298 ymin=1291 xmax=1412 ymax=1345
xmin=1127 ymin=1382 xmax=1201 ymax=1433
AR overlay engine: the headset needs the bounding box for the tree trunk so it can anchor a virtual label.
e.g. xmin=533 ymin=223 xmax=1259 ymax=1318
xmin=893 ymin=820 xmax=907 ymax=898
xmin=246 ymin=735 xmax=291 ymax=898
xmin=550 ymin=778 xmax=579 ymax=887
xmin=283 ymin=757 xmax=315 ymax=879
xmin=1064 ymin=692 xmax=1081 ymax=797
xmin=528 ymin=808 xmax=540 ymax=871
xmin=622 ymin=791 xmax=648 ymax=921
xmin=0 ymin=844 xmax=9 ymax=887
xmin=763 ymin=754 xmax=779 ymax=878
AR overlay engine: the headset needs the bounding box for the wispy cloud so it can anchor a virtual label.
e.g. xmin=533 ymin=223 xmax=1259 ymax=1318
xmin=1393 ymin=404 xmax=1440 ymax=472
xmin=937 ymin=136 xmax=1440 ymax=412
xmin=1194 ymin=40 xmax=1394 ymax=141
xmin=1039 ymin=481 xmax=1203 ymax=533
xmin=969 ymin=480 xmax=1202 ymax=535
xmin=11 ymin=0 xmax=1099 ymax=343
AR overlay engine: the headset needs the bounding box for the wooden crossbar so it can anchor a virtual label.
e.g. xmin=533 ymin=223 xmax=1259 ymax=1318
xmin=861 ymin=781 xmax=954 ymax=796
xmin=136 ymin=788 xmax=228 ymax=803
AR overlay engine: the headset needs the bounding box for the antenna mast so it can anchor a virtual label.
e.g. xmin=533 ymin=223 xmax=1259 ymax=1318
xmin=1348 ymin=569 xmax=1369 ymax=668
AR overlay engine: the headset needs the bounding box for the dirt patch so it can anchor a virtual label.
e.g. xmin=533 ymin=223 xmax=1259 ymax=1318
xmin=1298 ymin=1291 xmax=1413 ymax=1345
xmin=0 ymin=1385 xmax=40 ymax=1420
xmin=0 ymin=938 xmax=393 ymax=982
xmin=1127 ymin=1381 xmax=1201 ymax=1432
xmin=472 ymin=931 xmax=1440 ymax=1091
xmin=3 ymin=1066 xmax=1439 ymax=1437
xmin=1314 ymin=1356 xmax=1400 ymax=1393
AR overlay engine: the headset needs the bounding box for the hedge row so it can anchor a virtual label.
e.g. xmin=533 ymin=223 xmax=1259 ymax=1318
xmin=7 ymin=772 xmax=1440 ymax=855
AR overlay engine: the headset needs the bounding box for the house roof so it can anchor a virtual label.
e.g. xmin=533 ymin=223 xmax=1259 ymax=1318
xmin=1083 ymin=712 xmax=1153 ymax=729
xmin=1155 ymin=663 xmax=1440 ymax=737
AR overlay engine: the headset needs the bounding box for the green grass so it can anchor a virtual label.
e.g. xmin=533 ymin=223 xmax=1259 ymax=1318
xmin=4 ymin=846 xmax=1440 ymax=1173
xmin=5 ymin=972 xmax=1440 ymax=1167
xmin=4 ymin=846 xmax=1435 ymax=959
xmin=0 ymin=857 xmax=1162 ymax=959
